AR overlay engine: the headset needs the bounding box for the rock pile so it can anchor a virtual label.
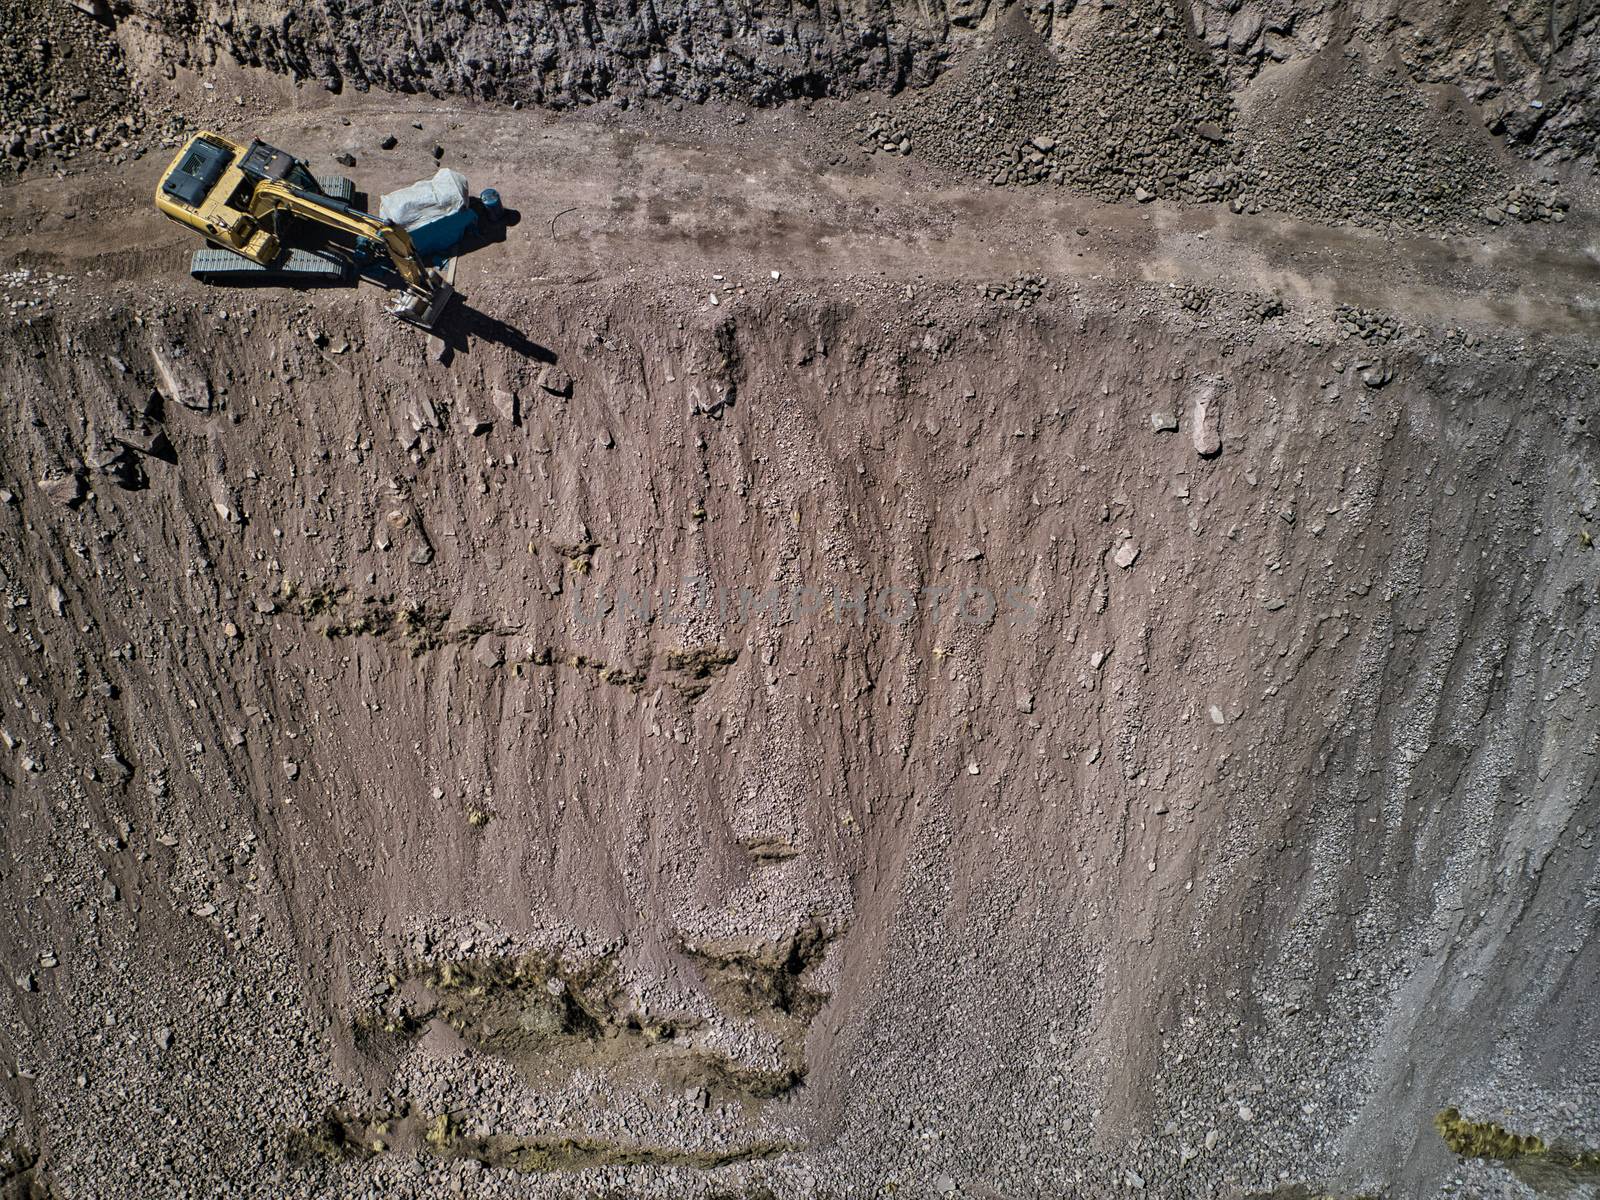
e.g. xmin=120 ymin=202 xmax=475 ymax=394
xmin=1248 ymin=293 xmax=1287 ymax=322
xmin=864 ymin=3 xmax=1236 ymax=205
xmin=852 ymin=116 xmax=915 ymax=157
xmin=1336 ymin=304 xmax=1402 ymax=345
xmin=982 ymin=275 xmax=1047 ymax=310
xmin=1178 ymin=285 xmax=1214 ymax=314
xmin=2 ymin=267 xmax=70 ymax=319
xmin=1479 ymin=183 xmax=1570 ymax=225
xmin=1233 ymin=59 xmax=1504 ymax=229
xmin=852 ymin=7 xmax=1531 ymax=231
xmin=0 ymin=0 xmax=141 ymax=172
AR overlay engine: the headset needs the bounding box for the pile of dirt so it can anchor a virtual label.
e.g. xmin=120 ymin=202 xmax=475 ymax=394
xmin=0 ymin=0 xmax=141 ymax=172
xmin=1232 ymin=56 xmax=1510 ymax=229
xmin=851 ymin=2 xmax=1236 ymax=205
xmin=845 ymin=6 xmax=1567 ymax=231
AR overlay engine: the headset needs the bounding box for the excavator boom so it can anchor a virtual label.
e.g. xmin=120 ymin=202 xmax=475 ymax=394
xmin=247 ymin=180 xmax=432 ymax=296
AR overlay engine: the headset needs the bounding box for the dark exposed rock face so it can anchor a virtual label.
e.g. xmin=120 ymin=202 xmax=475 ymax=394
xmin=112 ymin=0 xmax=1597 ymax=171
xmin=1187 ymin=0 xmax=1600 ymax=170
xmin=170 ymin=0 xmax=950 ymax=106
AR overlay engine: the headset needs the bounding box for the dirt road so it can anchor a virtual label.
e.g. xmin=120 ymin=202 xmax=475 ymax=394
xmin=3 ymin=95 xmax=1598 ymax=345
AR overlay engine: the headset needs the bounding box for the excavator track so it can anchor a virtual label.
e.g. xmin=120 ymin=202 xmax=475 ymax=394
xmin=190 ymin=247 xmax=352 ymax=286
xmin=315 ymin=176 xmax=356 ymax=204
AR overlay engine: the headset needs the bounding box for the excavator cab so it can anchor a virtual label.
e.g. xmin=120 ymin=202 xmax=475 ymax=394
xmin=154 ymin=131 xmax=456 ymax=331
xmin=235 ymin=140 xmax=322 ymax=192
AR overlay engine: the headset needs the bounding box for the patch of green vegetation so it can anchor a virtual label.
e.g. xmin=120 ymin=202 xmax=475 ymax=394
xmin=285 ymin=579 xmax=659 ymax=687
xmin=323 ymin=597 xmax=468 ymax=655
xmin=422 ymin=953 xmax=619 ymax=1052
xmin=743 ymin=838 xmax=800 ymax=862
xmin=351 ymin=1005 xmax=424 ymax=1052
xmin=281 ymin=582 xmax=347 ymax=617
xmin=503 ymin=646 xmax=645 ymax=689
xmin=678 ymin=1051 xmax=805 ymax=1100
xmin=1436 ymin=1107 xmax=1600 ymax=1193
xmin=552 ymin=540 xmax=599 ymax=575
xmin=1436 ymin=1108 xmax=1547 ymax=1160
xmin=360 ymin=944 xmax=821 ymax=1102
xmin=455 ymin=1131 xmax=797 ymax=1172
xmin=682 ymin=916 xmax=835 ymax=1021
xmin=665 ymin=646 xmax=739 ymax=678
xmin=372 ymin=949 xmax=687 ymax=1069
xmin=291 ymin=1107 xmax=798 ymax=1174
xmin=561 ymin=653 xmax=647 ymax=689
xmin=664 ymin=646 xmax=738 ymax=698
xmin=283 ymin=584 xmax=496 ymax=657
xmin=287 ymin=1109 xmax=380 ymax=1163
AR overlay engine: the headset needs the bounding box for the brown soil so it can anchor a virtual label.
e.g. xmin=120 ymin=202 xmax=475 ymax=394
xmin=0 ymin=24 xmax=1598 ymax=1200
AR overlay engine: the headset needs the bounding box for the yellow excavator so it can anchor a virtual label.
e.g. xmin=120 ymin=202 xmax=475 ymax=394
xmin=154 ymin=131 xmax=455 ymax=329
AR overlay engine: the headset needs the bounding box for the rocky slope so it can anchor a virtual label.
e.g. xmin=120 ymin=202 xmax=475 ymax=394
xmin=1 ymin=0 xmax=1598 ymax=1194
xmin=0 ymin=255 xmax=1596 ymax=1196
xmin=4 ymin=0 xmax=1594 ymax=232
xmin=99 ymin=0 xmax=1599 ymax=181
xmin=0 ymin=0 xmax=144 ymax=167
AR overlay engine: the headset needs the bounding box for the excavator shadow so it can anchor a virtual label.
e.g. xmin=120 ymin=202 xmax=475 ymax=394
xmin=433 ymin=297 xmax=554 ymax=365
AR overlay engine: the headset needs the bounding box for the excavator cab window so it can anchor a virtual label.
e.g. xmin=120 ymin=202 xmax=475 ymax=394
xmin=162 ymin=139 xmax=233 ymax=207
xmin=282 ymin=159 xmax=320 ymax=193
xmin=238 ymin=140 xmax=323 ymax=195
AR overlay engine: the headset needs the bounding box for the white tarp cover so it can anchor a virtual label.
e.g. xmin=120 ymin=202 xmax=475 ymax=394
xmin=379 ymin=168 xmax=469 ymax=230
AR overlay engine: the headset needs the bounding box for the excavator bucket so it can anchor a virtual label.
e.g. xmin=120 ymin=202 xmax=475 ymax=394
xmin=388 ymin=279 xmax=456 ymax=330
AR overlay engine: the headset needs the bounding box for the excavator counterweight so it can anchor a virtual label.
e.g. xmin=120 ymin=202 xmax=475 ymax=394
xmin=154 ymin=132 xmax=457 ymax=330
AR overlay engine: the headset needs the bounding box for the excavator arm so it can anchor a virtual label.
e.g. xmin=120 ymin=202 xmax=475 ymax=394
xmin=249 ymin=181 xmax=435 ymax=297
